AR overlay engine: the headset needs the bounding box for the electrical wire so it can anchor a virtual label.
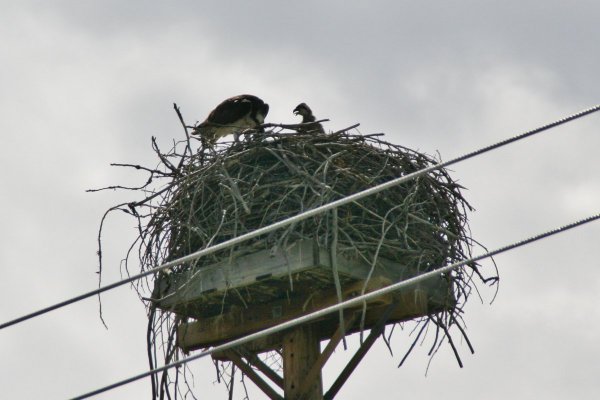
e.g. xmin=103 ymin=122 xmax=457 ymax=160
xmin=69 ymin=212 xmax=600 ymax=399
xmin=1 ymin=103 xmax=599 ymax=332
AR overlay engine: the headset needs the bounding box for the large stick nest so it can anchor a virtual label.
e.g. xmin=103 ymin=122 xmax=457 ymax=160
xmin=95 ymin=115 xmax=498 ymax=399
xmin=148 ymin=132 xmax=472 ymax=276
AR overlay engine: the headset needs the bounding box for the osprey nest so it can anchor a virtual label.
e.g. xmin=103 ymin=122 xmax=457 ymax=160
xmin=145 ymin=132 xmax=474 ymax=273
xmin=95 ymin=115 xmax=497 ymax=399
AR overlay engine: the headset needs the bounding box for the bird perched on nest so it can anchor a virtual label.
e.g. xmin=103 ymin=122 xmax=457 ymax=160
xmin=193 ymin=94 xmax=269 ymax=143
xmin=293 ymin=102 xmax=325 ymax=134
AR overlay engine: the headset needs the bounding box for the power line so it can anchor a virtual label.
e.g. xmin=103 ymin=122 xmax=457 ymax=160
xmin=69 ymin=212 xmax=600 ymax=399
xmin=1 ymin=103 xmax=599 ymax=332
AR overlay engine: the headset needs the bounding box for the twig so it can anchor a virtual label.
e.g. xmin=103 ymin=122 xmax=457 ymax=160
xmin=110 ymin=163 xmax=170 ymax=175
xmin=330 ymin=208 xmax=347 ymax=350
xmin=260 ymin=119 xmax=330 ymax=130
xmin=398 ymin=320 xmax=429 ymax=367
xmin=152 ymin=136 xmax=178 ymax=173
xmin=331 ymin=123 xmax=360 ymax=135
xmin=173 ymin=103 xmax=193 ymax=170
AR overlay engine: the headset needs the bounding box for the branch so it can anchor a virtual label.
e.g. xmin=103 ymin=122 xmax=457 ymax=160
xmin=173 ymin=103 xmax=193 ymax=169
xmin=85 ymin=163 xmax=170 ymax=193
xmin=152 ymin=136 xmax=178 ymax=173
xmin=260 ymin=119 xmax=330 ymax=130
xmin=331 ymin=123 xmax=360 ymax=135
xmin=111 ymin=163 xmax=166 ymax=174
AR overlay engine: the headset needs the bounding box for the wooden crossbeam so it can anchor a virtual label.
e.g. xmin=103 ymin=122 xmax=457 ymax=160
xmin=298 ymin=313 xmax=358 ymax=400
xmin=223 ymin=350 xmax=283 ymax=400
xmin=237 ymin=348 xmax=284 ymax=389
xmin=324 ymin=303 xmax=399 ymax=400
xmin=177 ymin=276 xmax=397 ymax=352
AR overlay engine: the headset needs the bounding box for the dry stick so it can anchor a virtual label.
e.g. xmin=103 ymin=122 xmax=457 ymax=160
xmin=111 ymin=163 xmax=170 ymax=175
xmin=146 ymin=307 xmax=158 ymax=400
xmin=228 ymin=363 xmax=235 ymax=400
xmin=380 ymin=324 xmax=395 ymax=357
xmin=269 ymin=145 xmax=332 ymax=191
xmin=450 ymin=313 xmax=474 ymax=354
xmin=131 ymin=184 xmax=176 ymax=208
xmin=159 ymin=320 xmax=179 ymax=398
xmin=86 ymin=166 xmax=159 ymax=193
xmin=86 ymin=156 xmax=182 ymax=194
xmin=95 ymin=202 xmax=130 ymax=329
xmin=427 ymin=318 xmax=441 ymax=357
xmin=331 ymin=123 xmax=360 ymax=135
xmin=260 ymin=119 xmax=330 ymax=130
xmin=219 ymin=162 xmax=251 ymax=214
xmin=435 ymin=314 xmax=463 ymax=368
xmin=359 ymin=202 xmax=406 ymax=334
xmin=173 ymin=103 xmax=193 ymax=170
xmin=398 ymin=319 xmax=430 ymax=367
xmin=151 ymin=136 xmax=178 ymax=173
xmin=330 ymin=208 xmax=348 ymax=350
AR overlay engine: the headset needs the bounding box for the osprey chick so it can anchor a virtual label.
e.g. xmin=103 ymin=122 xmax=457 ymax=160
xmin=193 ymin=94 xmax=269 ymax=143
xmin=293 ymin=103 xmax=324 ymax=134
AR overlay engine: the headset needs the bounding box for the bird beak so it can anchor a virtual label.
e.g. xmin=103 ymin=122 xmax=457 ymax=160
xmin=293 ymin=109 xmax=300 ymax=115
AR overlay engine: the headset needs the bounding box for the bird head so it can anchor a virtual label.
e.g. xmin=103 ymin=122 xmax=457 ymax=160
xmin=293 ymin=103 xmax=312 ymax=117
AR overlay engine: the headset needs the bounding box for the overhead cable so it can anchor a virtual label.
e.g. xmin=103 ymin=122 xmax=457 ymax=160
xmin=1 ymin=103 xmax=599 ymax=331
xmin=69 ymin=212 xmax=600 ymax=399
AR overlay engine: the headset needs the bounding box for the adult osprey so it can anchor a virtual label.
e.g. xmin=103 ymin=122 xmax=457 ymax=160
xmin=293 ymin=103 xmax=324 ymax=134
xmin=193 ymin=94 xmax=269 ymax=142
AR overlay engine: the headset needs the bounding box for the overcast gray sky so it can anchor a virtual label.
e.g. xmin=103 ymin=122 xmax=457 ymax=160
xmin=1 ymin=1 xmax=599 ymax=399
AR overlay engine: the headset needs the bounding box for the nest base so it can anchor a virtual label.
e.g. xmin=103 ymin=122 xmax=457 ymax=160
xmin=159 ymin=240 xmax=454 ymax=352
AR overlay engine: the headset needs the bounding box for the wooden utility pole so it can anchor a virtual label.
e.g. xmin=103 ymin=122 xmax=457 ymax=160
xmin=282 ymin=324 xmax=323 ymax=400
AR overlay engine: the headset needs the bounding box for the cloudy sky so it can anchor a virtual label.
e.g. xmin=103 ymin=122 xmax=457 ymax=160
xmin=1 ymin=1 xmax=599 ymax=399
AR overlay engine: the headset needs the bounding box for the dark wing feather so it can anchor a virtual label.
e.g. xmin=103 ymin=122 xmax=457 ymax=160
xmin=206 ymin=96 xmax=253 ymax=125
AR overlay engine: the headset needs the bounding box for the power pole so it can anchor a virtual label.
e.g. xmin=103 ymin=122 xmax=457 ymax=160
xmin=282 ymin=324 xmax=323 ymax=400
